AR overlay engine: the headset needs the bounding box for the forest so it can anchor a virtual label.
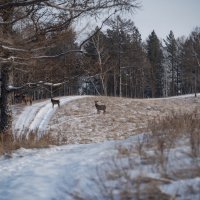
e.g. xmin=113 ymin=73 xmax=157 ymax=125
xmin=9 ymin=18 xmax=200 ymax=100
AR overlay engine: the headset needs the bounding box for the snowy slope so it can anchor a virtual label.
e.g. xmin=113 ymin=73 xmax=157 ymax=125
xmin=13 ymin=96 xmax=87 ymax=138
xmin=1 ymin=94 xmax=200 ymax=200
xmin=0 ymin=137 xmax=122 ymax=200
xmin=0 ymin=134 xmax=200 ymax=200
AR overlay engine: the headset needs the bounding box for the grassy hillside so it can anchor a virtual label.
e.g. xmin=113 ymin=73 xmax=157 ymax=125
xmin=48 ymin=95 xmax=200 ymax=144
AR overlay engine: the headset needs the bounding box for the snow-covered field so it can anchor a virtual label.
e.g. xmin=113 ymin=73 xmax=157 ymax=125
xmin=1 ymin=95 xmax=200 ymax=200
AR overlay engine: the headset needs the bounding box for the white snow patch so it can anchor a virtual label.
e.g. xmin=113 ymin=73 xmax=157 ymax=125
xmin=13 ymin=96 xmax=88 ymax=137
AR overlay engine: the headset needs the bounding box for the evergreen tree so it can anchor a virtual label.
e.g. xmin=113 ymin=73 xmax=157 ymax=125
xmin=106 ymin=17 xmax=147 ymax=98
xmin=181 ymin=28 xmax=200 ymax=96
xmin=146 ymin=31 xmax=164 ymax=97
xmin=181 ymin=38 xmax=195 ymax=94
xmin=106 ymin=16 xmax=135 ymax=96
xmin=164 ymin=30 xmax=178 ymax=96
xmin=127 ymin=27 xmax=149 ymax=98
xmin=175 ymin=37 xmax=185 ymax=95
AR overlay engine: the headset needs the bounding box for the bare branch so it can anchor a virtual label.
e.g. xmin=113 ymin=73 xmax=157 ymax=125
xmin=1 ymin=45 xmax=29 ymax=52
xmin=0 ymin=5 xmax=35 ymax=25
xmin=79 ymin=10 xmax=117 ymax=48
xmin=31 ymin=49 xmax=83 ymax=59
xmin=6 ymin=79 xmax=69 ymax=92
xmin=0 ymin=0 xmax=47 ymax=9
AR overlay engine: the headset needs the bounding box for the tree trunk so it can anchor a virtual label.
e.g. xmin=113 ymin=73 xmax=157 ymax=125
xmin=0 ymin=62 xmax=14 ymax=153
xmin=1 ymin=1 xmax=14 ymax=132
xmin=114 ymin=69 xmax=117 ymax=97
xmin=0 ymin=63 xmax=13 ymax=132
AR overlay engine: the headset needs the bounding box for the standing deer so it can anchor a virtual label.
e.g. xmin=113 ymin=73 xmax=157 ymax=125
xmin=94 ymin=101 xmax=106 ymax=114
xmin=51 ymin=97 xmax=60 ymax=108
xmin=22 ymin=94 xmax=33 ymax=105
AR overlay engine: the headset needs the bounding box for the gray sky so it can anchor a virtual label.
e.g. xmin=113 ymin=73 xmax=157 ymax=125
xmin=132 ymin=0 xmax=200 ymax=40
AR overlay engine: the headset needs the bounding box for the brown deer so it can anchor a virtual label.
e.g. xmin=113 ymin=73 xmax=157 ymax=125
xmin=94 ymin=101 xmax=106 ymax=114
xmin=22 ymin=94 xmax=33 ymax=105
xmin=51 ymin=97 xmax=60 ymax=108
xmin=15 ymin=93 xmax=32 ymax=105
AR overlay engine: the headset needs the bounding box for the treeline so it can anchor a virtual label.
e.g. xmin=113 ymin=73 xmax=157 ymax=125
xmin=13 ymin=17 xmax=200 ymax=98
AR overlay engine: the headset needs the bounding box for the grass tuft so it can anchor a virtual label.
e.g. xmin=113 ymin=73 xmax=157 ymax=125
xmin=0 ymin=131 xmax=60 ymax=156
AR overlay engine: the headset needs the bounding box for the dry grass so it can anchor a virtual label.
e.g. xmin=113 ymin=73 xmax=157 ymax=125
xmin=0 ymin=131 xmax=60 ymax=156
xmin=3 ymin=95 xmax=200 ymax=156
xmin=0 ymin=131 xmax=14 ymax=155
xmin=148 ymin=110 xmax=200 ymax=159
xmin=48 ymin=96 xmax=200 ymax=145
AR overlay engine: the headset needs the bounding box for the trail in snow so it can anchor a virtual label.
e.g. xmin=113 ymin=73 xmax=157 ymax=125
xmin=0 ymin=134 xmax=200 ymax=200
xmin=13 ymin=96 xmax=87 ymax=137
xmin=0 ymin=135 xmax=139 ymax=200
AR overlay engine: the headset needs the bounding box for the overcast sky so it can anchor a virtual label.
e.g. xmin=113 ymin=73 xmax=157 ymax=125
xmin=132 ymin=0 xmax=200 ymax=40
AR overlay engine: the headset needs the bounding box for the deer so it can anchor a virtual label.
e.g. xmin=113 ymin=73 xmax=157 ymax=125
xmin=22 ymin=94 xmax=33 ymax=105
xmin=51 ymin=97 xmax=60 ymax=108
xmin=15 ymin=93 xmax=32 ymax=105
xmin=94 ymin=100 xmax=106 ymax=114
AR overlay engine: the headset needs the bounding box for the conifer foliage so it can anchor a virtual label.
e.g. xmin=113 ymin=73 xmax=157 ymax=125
xmin=146 ymin=31 xmax=163 ymax=97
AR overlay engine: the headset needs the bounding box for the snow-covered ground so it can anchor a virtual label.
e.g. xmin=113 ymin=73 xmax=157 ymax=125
xmin=0 ymin=137 xmax=120 ymax=200
xmin=13 ymin=96 xmax=87 ymax=138
xmin=1 ymin=95 xmax=200 ymax=200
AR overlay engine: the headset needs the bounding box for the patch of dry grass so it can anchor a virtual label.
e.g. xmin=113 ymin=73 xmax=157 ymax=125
xmin=0 ymin=131 xmax=60 ymax=156
xmin=148 ymin=110 xmax=200 ymax=159
xmin=48 ymin=96 xmax=200 ymax=146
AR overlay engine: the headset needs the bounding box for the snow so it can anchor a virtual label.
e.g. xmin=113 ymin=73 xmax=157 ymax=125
xmin=0 ymin=138 xmax=120 ymax=200
xmin=13 ymin=96 xmax=87 ymax=138
xmin=1 ymin=94 xmax=200 ymax=199
xmin=1 ymin=134 xmax=199 ymax=200
xmin=160 ymin=178 xmax=200 ymax=199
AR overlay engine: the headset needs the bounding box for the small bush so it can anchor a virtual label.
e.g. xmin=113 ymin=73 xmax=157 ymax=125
xmin=148 ymin=110 xmax=200 ymax=159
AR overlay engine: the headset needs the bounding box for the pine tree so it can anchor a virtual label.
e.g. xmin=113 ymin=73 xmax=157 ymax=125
xmin=146 ymin=31 xmax=164 ymax=97
xmin=164 ymin=31 xmax=178 ymax=96
xmin=105 ymin=17 xmax=147 ymax=98
xmin=181 ymin=28 xmax=200 ymax=96
xmin=106 ymin=16 xmax=134 ymax=96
